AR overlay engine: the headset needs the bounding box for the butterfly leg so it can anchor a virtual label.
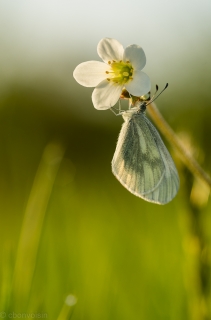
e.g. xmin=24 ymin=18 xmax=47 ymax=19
xmin=109 ymin=107 xmax=124 ymax=116
xmin=110 ymin=99 xmax=125 ymax=116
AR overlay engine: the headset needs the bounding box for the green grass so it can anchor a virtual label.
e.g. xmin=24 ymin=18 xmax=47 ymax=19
xmin=0 ymin=84 xmax=210 ymax=320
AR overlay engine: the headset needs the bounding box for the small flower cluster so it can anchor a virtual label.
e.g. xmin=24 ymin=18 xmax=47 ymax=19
xmin=73 ymin=38 xmax=151 ymax=110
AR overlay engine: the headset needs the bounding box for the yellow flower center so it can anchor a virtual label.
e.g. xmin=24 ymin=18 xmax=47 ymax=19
xmin=106 ymin=60 xmax=133 ymax=85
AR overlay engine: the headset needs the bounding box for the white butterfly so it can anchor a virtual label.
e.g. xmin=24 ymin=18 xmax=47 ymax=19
xmin=111 ymin=90 xmax=179 ymax=204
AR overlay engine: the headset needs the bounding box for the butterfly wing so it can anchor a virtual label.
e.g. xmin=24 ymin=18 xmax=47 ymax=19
xmin=111 ymin=112 xmax=179 ymax=204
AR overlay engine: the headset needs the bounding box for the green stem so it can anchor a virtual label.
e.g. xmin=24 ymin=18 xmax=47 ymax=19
xmin=147 ymin=102 xmax=211 ymax=319
xmin=147 ymin=102 xmax=211 ymax=188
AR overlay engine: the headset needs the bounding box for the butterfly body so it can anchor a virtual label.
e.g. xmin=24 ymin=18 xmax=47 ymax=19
xmin=111 ymin=103 xmax=179 ymax=204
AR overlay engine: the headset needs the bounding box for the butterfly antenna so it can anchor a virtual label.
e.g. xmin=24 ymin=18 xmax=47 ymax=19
xmin=149 ymin=84 xmax=159 ymax=101
xmin=146 ymin=83 xmax=168 ymax=106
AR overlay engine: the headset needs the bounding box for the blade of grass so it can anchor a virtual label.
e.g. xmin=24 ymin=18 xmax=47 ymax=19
xmin=11 ymin=142 xmax=65 ymax=311
xmin=57 ymin=295 xmax=77 ymax=320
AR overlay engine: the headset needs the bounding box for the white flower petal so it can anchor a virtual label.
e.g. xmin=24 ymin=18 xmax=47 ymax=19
xmin=123 ymin=45 xmax=146 ymax=70
xmin=92 ymin=80 xmax=122 ymax=110
xmin=73 ymin=61 xmax=109 ymax=87
xmin=125 ymin=71 xmax=151 ymax=96
xmin=97 ymin=38 xmax=124 ymax=64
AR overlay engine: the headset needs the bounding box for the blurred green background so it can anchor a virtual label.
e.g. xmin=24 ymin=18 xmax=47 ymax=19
xmin=0 ymin=1 xmax=211 ymax=319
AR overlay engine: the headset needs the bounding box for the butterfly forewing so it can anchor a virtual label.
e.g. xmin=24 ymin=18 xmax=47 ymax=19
xmin=112 ymin=110 xmax=179 ymax=204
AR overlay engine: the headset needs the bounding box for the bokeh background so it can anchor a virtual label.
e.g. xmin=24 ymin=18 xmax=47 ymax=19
xmin=0 ymin=1 xmax=211 ymax=319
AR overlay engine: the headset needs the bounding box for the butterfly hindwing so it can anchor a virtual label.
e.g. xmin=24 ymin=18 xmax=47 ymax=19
xmin=112 ymin=111 xmax=179 ymax=204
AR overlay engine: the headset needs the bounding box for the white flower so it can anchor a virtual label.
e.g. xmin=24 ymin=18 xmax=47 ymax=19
xmin=73 ymin=38 xmax=151 ymax=110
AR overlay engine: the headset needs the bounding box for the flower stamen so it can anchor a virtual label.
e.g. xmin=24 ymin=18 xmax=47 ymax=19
xmin=106 ymin=61 xmax=134 ymax=85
